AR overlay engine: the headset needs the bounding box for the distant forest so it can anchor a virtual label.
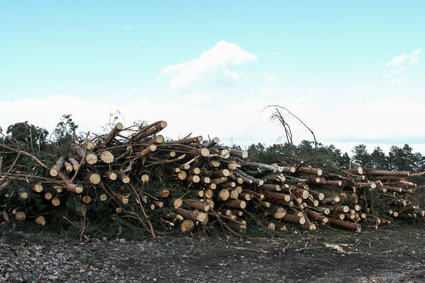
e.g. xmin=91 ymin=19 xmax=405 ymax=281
xmin=239 ymin=141 xmax=424 ymax=173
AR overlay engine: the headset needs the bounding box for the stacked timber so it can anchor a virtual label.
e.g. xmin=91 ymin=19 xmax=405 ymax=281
xmin=0 ymin=120 xmax=424 ymax=236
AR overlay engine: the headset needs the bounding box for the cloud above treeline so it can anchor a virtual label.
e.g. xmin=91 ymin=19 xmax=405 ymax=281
xmin=159 ymin=40 xmax=257 ymax=89
xmin=1 ymin=94 xmax=425 ymax=154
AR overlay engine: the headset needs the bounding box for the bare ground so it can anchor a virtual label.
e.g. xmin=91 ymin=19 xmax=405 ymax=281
xmin=1 ymin=222 xmax=425 ymax=282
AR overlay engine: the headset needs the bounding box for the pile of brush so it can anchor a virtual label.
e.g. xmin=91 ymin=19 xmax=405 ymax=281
xmin=1 ymin=120 xmax=423 ymax=237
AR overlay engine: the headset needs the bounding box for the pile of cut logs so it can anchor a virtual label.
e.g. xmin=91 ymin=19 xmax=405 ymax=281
xmin=0 ymin=120 xmax=424 ymax=236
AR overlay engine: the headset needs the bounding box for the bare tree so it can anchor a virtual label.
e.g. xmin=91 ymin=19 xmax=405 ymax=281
xmin=263 ymin=105 xmax=317 ymax=146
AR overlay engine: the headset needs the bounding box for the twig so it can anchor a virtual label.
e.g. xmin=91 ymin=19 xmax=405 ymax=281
xmin=0 ymin=144 xmax=48 ymax=169
xmin=210 ymin=209 xmax=242 ymax=238
xmin=129 ymin=183 xmax=156 ymax=238
xmin=0 ymin=153 xmax=20 ymax=187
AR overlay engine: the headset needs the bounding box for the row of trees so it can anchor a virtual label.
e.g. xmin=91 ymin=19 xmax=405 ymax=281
xmin=244 ymin=141 xmax=425 ymax=173
xmin=351 ymin=144 xmax=425 ymax=172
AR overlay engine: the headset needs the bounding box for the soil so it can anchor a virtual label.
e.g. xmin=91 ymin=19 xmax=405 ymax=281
xmin=1 ymin=222 xmax=425 ymax=282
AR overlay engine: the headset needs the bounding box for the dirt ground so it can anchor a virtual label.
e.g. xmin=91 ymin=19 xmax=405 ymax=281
xmin=1 ymin=222 xmax=425 ymax=282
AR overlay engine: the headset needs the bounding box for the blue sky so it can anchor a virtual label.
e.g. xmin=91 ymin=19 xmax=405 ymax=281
xmin=1 ymin=1 xmax=424 ymax=153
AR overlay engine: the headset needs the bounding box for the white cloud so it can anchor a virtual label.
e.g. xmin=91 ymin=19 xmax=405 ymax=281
xmin=264 ymin=72 xmax=276 ymax=83
xmin=355 ymin=83 xmax=373 ymax=89
xmin=159 ymin=40 xmax=257 ymax=89
xmin=261 ymin=86 xmax=276 ymax=95
xmin=386 ymin=54 xmax=408 ymax=66
xmin=384 ymin=49 xmax=421 ymax=85
xmin=318 ymin=96 xmax=425 ymax=142
xmin=383 ymin=67 xmax=407 ymax=78
xmin=272 ymin=51 xmax=280 ymax=56
xmin=182 ymin=93 xmax=213 ymax=104
xmin=409 ymin=49 xmax=422 ymax=65
xmin=390 ymin=77 xmax=411 ymax=85
xmin=124 ymin=25 xmax=134 ymax=30
xmin=222 ymin=69 xmax=247 ymax=81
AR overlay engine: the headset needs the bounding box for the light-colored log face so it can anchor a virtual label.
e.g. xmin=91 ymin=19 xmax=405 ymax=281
xmin=51 ymin=198 xmax=61 ymax=206
xmin=68 ymin=157 xmax=80 ymax=171
xmin=75 ymin=186 xmax=84 ymax=194
xmin=85 ymin=140 xmax=95 ymax=150
xmin=35 ymin=216 xmax=46 ymax=226
xmin=229 ymin=189 xmax=239 ymax=200
xmin=85 ymin=153 xmax=98 ymax=165
xmin=44 ymin=192 xmax=53 ymax=200
xmin=273 ymin=210 xmax=286 ymax=219
xmin=160 ymin=189 xmax=170 ymax=198
xmin=177 ymin=171 xmax=187 ymax=180
xmin=173 ymin=198 xmax=183 ymax=208
xmin=217 ymin=189 xmax=230 ymax=201
xmin=180 ymin=219 xmax=195 ymax=233
xmin=121 ymin=196 xmax=129 ymax=204
xmin=33 ymin=183 xmax=44 ymax=193
xmin=19 ymin=192 xmax=29 ymax=200
xmin=15 ymin=211 xmax=26 ymax=221
xmin=89 ymin=173 xmax=101 ymax=185
xmin=199 ymin=148 xmax=210 ymax=157
xmin=115 ymin=122 xmax=124 ymax=130
xmin=307 ymin=224 xmax=317 ymax=230
xmin=104 ymin=172 xmax=117 ymax=180
xmin=121 ymin=175 xmax=131 ymax=184
xmin=64 ymin=162 xmax=73 ymax=172
xmin=154 ymin=135 xmax=164 ymax=144
xmin=100 ymin=151 xmax=114 ymax=164
xmin=240 ymin=193 xmax=252 ymax=201
xmin=140 ymin=174 xmax=150 ymax=183
xmin=209 ymin=183 xmax=217 ymax=190
xmin=209 ymin=159 xmax=221 ymax=168
xmin=188 ymin=175 xmax=200 ymax=183
xmin=205 ymin=190 xmax=214 ymax=199
xmin=82 ymin=196 xmax=92 ymax=204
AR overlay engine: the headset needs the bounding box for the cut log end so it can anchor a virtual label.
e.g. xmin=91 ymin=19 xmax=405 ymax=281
xmin=51 ymin=198 xmax=61 ymax=207
xmin=100 ymin=151 xmax=115 ymax=164
xmin=33 ymin=183 xmax=44 ymax=193
xmin=15 ymin=211 xmax=26 ymax=221
xmin=82 ymin=196 xmax=92 ymax=204
xmin=217 ymin=189 xmax=230 ymax=201
xmin=173 ymin=198 xmax=183 ymax=208
xmin=199 ymin=148 xmax=210 ymax=157
xmin=180 ymin=219 xmax=195 ymax=233
xmin=141 ymin=174 xmax=150 ymax=183
xmin=75 ymin=185 xmax=84 ymax=194
xmin=35 ymin=216 xmax=46 ymax=226
xmin=19 ymin=192 xmax=29 ymax=200
xmin=89 ymin=173 xmax=101 ymax=185
xmin=121 ymin=175 xmax=131 ymax=184
xmin=86 ymin=153 xmax=98 ymax=165
xmin=177 ymin=171 xmax=188 ymax=180
xmin=104 ymin=171 xmax=117 ymax=180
